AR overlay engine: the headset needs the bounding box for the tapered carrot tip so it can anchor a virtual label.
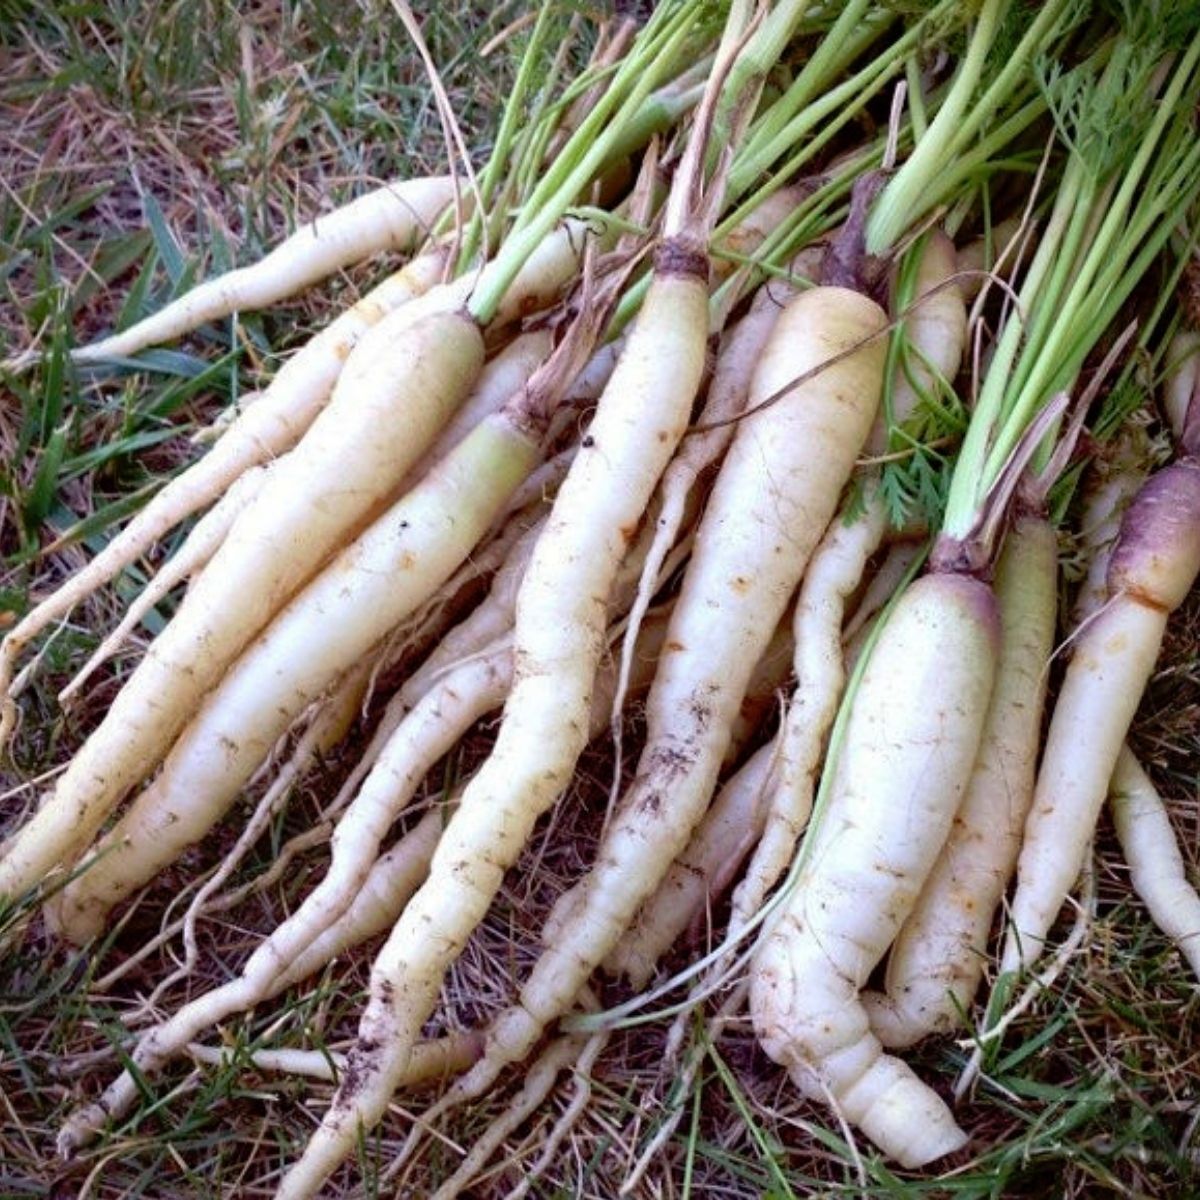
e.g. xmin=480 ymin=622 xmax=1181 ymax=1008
xmin=852 ymin=1066 xmax=970 ymax=1169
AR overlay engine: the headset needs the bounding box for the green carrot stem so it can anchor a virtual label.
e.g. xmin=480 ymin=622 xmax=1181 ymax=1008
xmin=468 ymin=4 xmax=697 ymax=324
xmin=936 ymin=0 xmax=1081 ymax=183
xmin=906 ymin=90 xmax=1044 ymax=220
xmin=941 ymin=176 xmax=1077 ymax=538
xmin=905 ymin=56 xmax=928 ymax=140
xmin=867 ymin=0 xmax=1008 ymax=253
xmin=737 ymin=0 xmax=883 ymax=167
xmin=984 ymin=56 xmax=1200 ymax=483
xmin=729 ymin=2 xmax=946 ymax=202
xmin=943 ymin=33 xmax=1200 ymax=542
xmin=453 ymin=6 xmax=556 ymax=272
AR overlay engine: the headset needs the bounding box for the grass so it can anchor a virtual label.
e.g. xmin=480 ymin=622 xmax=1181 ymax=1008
xmin=1 ymin=2 xmax=1199 ymax=1197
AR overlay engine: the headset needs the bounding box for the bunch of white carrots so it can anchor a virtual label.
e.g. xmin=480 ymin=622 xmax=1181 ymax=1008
xmin=2 ymin=1 xmax=1199 ymax=1194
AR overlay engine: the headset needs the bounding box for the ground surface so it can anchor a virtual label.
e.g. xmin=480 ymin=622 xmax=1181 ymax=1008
xmin=1 ymin=3 xmax=1199 ymax=1198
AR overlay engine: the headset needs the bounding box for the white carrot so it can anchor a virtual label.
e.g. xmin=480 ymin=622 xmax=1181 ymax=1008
xmin=0 ymin=304 xmax=486 ymax=904
xmin=1108 ymin=746 xmax=1200 ymax=982
xmin=0 ymin=249 xmax=446 ymax=744
xmin=864 ymin=513 xmax=1057 ymax=1047
xmin=608 ymin=276 xmax=796 ymax=739
xmin=1071 ymin=427 xmax=1153 ymax=626
xmin=751 ymin=572 xmax=998 ymax=1168
xmin=865 ymin=229 xmax=966 ymax=454
xmin=0 ymin=211 xmax=601 ymax=752
xmin=0 ymin=212 xmax=604 ymax=901
xmin=443 ymin=285 xmax=887 ymax=1119
xmin=732 ymin=490 xmax=888 ymax=931
xmin=735 ymin=225 xmax=968 ymax=927
xmin=47 ymin=408 xmax=542 ymax=943
xmin=1096 ymin=342 xmax=1200 ymax=984
xmin=723 ymin=618 xmax=794 ymax=767
xmin=70 ymin=174 xmax=454 ymax=363
xmin=403 ymin=330 xmax=555 ymax=485
xmin=954 ymin=215 xmax=1022 ymax=302
xmin=276 ymin=234 xmax=712 ymax=1197
xmin=841 ymin=538 xmax=923 ymax=648
xmin=185 ymin=1031 xmax=483 ymax=1090
xmin=608 ymin=738 xmax=778 ymax=986
xmin=58 ymin=606 xmax=667 ymax=1150
xmin=554 ymin=612 xmax=793 ymax=960
xmin=1163 ymin=329 xmax=1200 ymax=441
xmin=54 ymin=643 xmax=514 ymax=1153
xmin=1000 ymin=458 xmax=1200 ymax=977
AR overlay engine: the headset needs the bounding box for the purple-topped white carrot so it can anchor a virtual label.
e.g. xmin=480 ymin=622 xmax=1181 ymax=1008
xmin=863 ymin=511 xmax=1057 ymax=1047
xmin=752 ymin=28 xmax=1200 ymax=1166
xmin=752 ymin=570 xmax=996 ymax=1167
xmin=1002 ymin=453 xmax=1200 ymax=976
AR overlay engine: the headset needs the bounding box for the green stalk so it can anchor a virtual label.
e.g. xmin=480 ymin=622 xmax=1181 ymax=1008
xmin=719 ymin=140 xmax=872 ymax=267
xmin=545 ymin=52 xmax=712 ymax=184
xmin=941 ymin=189 xmax=977 ymax=240
xmin=1005 ymin=167 xmax=1104 ymax=398
xmin=943 ymin=0 xmax=1083 ymax=168
xmin=941 ymin=179 xmax=1078 ymax=538
xmin=453 ymin=5 xmax=556 ymax=273
xmin=728 ymin=1 xmax=949 ymax=201
xmin=866 ymin=0 xmax=1008 ymax=253
xmin=601 ymin=76 xmax=707 ymax=165
xmin=1086 ymin=153 xmax=1200 ymax=338
xmin=869 ymin=0 xmax=1083 ymax=253
xmin=714 ymin=0 xmax=812 ymax=139
xmin=467 ymin=4 xmax=699 ymax=325
xmin=512 ymin=113 xmax=558 ymax=221
xmin=879 ymin=240 xmax=928 ymax=437
xmin=985 ymin=54 xmax=1200 ymax=479
xmin=924 ymin=92 xmax=1045 ymax=205
xmin=997 ymin=143 xmax=1200 ymax=485
xmin=737 ymin=0 xmax=883 ymax=167
xmin=942 ymin=33 xmax=1200 ymax=542
xmin=507 ymin=5 xmax=689 ymax=237
xmin=905 ymin=55 xmax=928 ymax=140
